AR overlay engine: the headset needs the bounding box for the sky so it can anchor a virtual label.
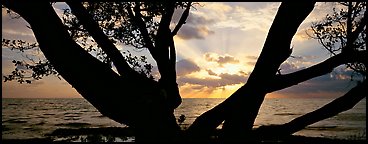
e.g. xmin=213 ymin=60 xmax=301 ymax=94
xmin=2 ymin=2 xmax=361 ymax=98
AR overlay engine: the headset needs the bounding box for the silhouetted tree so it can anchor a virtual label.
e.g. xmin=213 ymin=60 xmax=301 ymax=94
xmin=254 ymin=2 xmax=367 ymax=138
xmin=2 ymin=1 xmax=366 ymax=142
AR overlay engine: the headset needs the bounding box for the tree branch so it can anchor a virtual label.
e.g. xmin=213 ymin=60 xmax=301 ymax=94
xmin=2 ymin=1 xmax=135 ymax=124
xmin=172 ymin=2 xmax=191 ymax=36
xmin=3 ymin=2 xmax=181 ymax=141
xmin=187 ymin=2 xmax=316 ymax=142
xmin=255 ymin=80 xmax=367 ymax=138
xmin=268 ymin=50 xmax=367 ymax=93
xmin=154 ymin=1 xmax=175 ymax=66
xmin=169 ymin=36 xmax=176 ymax=73
xmin=221 ymin=2 xmax=316 ymax=141
xmin=343 ymin=2 xmax=353 ymax=53
xmin=126 ymin=3 xmax=157 ymax=59
xmin=348 ymin=8 xmax=368 ymax=49
xmin=66 ymin=1 xmax=136 ymax=76
xmin=153 ymin=2 xmax=183 ymax=110
xmin=187 ymin=49 xmax=365 ymax=140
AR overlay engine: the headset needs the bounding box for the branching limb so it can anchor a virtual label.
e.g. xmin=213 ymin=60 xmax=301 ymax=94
xmin=186 ymin=49 xmax=365 ymax=139
xmin=187 ymin=2 xmax=316 ymax=141
xmin=66 ymin=1 xmax=135 ymax=76
xmin=268 ymin=50 xmax=367 ymax=93
xmin=169 ymin=36 xmax=176 ymax=73
xmin=126 ymin=3 xmax=157 ymax=59
xmin=255 ymin=80 xmax=367 ymax=138
xmin=172 ymin=2 xmax=191 ymax=36
xmin=221 ymin=2 xmax=316 ymax=142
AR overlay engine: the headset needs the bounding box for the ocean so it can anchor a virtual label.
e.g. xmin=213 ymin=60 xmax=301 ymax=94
xmin=2 ymin=98 xmax=366 ymax=141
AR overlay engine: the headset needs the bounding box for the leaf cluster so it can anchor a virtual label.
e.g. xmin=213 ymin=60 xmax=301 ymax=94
xmin=122 ymin=50 xmax=153 ymax=79
xmin=309 ymin=2 xmax=367 ymax=77
xmin=3 ymin=60 xmax=59 ymax=84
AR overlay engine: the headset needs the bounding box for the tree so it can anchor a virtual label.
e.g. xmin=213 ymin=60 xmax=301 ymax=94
xmin=253 ymin=2 xmax=367 ymax=139
xmin=2 ymin=1 xmax=366 ymax=143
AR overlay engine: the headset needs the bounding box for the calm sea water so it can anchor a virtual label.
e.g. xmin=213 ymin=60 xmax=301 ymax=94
xmin=2 ymin=98 xmax=366 ymax=140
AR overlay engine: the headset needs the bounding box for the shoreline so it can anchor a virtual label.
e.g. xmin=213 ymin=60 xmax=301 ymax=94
xmin=2 ymin=127 xmax=366 ymax=143
xmin=2 ymin=136 xmax=367 ymax=143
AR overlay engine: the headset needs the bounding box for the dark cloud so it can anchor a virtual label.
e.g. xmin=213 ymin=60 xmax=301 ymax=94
xmin=172 ymin=8 xmax=215 ymax=40
xmin=178 ymin=73 xmax=247 ymax=88
xmin=273 ymin=69 xmax=361 ymax=98
xmin=177 ymin=26 xmax=214 ymax=40
xmin=239 ymin=70 xmax=248 ymax=76
xmin=186 ymin=10 xmax=215 ymax=26
xmin=218 ymin=73 xmax=247 ymax=84
xmin=190 ymin=85 xmax=206 ymax=90
xmin=176 ymin=59 xmax=200 ymax=76
xmin=274 ymin=60 xmax=365 ymax=98
xmin=151 ymin=59 xmax=200 ymax=79
xmin=204 ymin=53 xmax=240 ymax=66
xmin=217 ymin=55 xmax=239 ymax=65
xmin=207 ymin=69 xmax=217 ymax=76
xmin=330 ymin=66 xmax=365 ymax=81
xmin=172 ymin=8 xmax=216 ymax=26
xmin=289 ymin=55 xmax=319 ymax=63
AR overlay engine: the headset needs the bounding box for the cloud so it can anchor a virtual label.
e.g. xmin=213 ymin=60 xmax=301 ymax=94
xmin=2 ymin=9 xmax=36 ymax=43
xmin=224 ymin=2 xmax=273 ymax=11
xmin=244 ymin=55 xmax=259 ymax=67
xmin=204 ymin=53 xmax=240 ymax=66
xmin=178 ymin=73 xmax=247 ymax=88
xmin=217 ymin=55 xmax=239 ymax=65
xmin=176 ymin=59 xmax=200 ymax=76
xmin=273 ymin=73 xmax=358 ymax=98
xmin=172 ymin=6 xmax=215 ymax=40
xmin=279 ymin=61 xmax=301 ymax=74
xmin=151 ymin=58 xmax=201 ymax=79
xmin=292 ymin=3 xmax=345 ymax=42
xmin=200 ymin=2 xmax=280 ymax=32
xmin=246 ymin=55 xmax=258 ymax=60
xmin=218 ymin=73 xmax=247 ymax=84
xmin=176 ymin=25 xmax=214 ymax=40
xmin=272 ymin=64 xmax=365 ymax=98
xmin=246 ymin=61 xmax=256 ymax=67
xmin=2 ymin=2 xmax=69 ymax=43
xmin=329 ymin=66 xmax=365 ymax=81
xmin=207 ymin=69 xmax=217 ymax=76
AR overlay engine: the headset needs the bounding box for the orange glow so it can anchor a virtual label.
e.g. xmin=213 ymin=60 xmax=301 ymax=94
xmin=179 ymin=83 xmax=244 ymax=98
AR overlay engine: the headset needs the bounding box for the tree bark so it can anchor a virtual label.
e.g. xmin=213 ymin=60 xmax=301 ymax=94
xmin=3 ymin=1 xmax=180 ymax=142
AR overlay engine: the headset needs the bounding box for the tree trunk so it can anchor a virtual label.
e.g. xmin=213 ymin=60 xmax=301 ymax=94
xmin=187 ymin=2 xmax=315 ymax=142
xmin=3 ymin=1 xmax=180 ymax=142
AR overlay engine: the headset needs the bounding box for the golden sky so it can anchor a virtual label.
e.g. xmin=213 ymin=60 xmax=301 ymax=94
xmin=2 ymin=2 xmax=359 ymax=98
